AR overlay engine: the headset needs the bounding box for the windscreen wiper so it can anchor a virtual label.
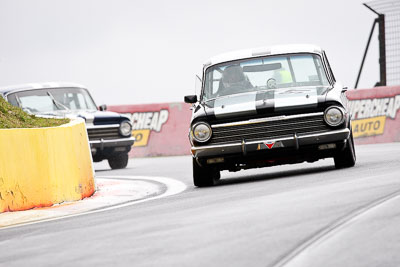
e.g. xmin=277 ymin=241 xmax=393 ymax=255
xmin=15 ymin=95 xmax=23 ymax=107
xmin=47 ymin=91 xmax=70 ymax=110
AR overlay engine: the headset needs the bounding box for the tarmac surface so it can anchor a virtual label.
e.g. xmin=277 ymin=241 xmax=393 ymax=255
xmin=1 ymin=143 xmax=400 ymax=267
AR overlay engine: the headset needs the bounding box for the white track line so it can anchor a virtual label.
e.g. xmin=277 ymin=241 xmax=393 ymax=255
xmin=95 ymin=175 xmax=188 ymax=205
xmin=1 ymin=175 xmax=187 ymax=230
xmin=272 ymin=189 xmax=400 ymax=267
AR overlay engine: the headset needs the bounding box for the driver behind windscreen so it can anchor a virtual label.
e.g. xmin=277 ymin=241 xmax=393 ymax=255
xmin=218 ymin=65 xmax=253 ymax=95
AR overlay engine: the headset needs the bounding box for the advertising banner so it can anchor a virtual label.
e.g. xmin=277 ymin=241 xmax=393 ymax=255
xmin=108 ymin=102 xmax=192 ymax=157
xmin=346 ymin=86 xmax=400 ymax=144
xmin=108 ymin=86 xmax=400 ymax=157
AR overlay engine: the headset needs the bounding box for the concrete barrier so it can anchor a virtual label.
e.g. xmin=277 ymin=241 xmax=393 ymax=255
xmin=0 ymin=119 xmax=95 ymax=213
xmin=347 ymin=85 xmax=400 ymax=145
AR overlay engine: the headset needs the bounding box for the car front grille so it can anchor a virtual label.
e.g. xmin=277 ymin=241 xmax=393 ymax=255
xmin=208 ymin=113 xmax=330 ymax=145
xmin=87 ymin=125 xmax=121 ymax=141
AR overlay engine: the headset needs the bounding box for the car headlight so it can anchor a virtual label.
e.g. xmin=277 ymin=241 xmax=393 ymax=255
xmin=324 ymin=106 xmax=345 ymax=126
xmin=192 ymin=122 xmax=212 ymax=142
xmin=119 ymin=121 xmax=132 ymax=137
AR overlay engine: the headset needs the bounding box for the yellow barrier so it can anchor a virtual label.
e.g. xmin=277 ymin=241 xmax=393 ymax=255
xmin=0 ymin=119 xmax=95 ymax=212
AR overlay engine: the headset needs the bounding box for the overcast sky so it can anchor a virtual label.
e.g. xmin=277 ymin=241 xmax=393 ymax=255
xmin=0 ymin=0 xmax=381 ymax=105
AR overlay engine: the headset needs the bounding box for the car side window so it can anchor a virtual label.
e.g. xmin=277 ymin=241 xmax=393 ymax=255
xmin=315 ymin=56 xmax=329 ymax=85
xmin=323 ymin=51 xmax=336 ymax=83
xmin=204 ymin=68 xmax=223 ymax=99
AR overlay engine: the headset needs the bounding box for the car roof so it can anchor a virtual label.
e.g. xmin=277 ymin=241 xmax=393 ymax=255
xmin=203 ymin=44 xmax=323 ymax=68
xmin=0 ymin=82 xmax=86 ymax=95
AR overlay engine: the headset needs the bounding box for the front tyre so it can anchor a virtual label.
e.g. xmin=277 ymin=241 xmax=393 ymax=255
xmin=193 ymin=158 xmax=220 ymax=187
xmin=108 ymin=153 xmax=129 ymax=169
xmin=334 ymin=131 xmax=356 ymax=169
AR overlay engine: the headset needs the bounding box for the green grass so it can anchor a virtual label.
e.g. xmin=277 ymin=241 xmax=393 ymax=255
xmin=0 ymin=96 xmax=69 ymax=129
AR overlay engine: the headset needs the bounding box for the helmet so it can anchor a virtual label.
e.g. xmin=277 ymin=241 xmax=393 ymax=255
xmin=221 ymin=65 xmax=246 ymax=88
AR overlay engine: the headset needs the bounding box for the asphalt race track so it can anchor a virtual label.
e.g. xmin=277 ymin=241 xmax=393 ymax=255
xmin=1 ymin=143 xmax=400 ymax=267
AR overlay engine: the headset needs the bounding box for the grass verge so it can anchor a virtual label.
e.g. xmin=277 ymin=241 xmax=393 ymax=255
xmin=0 ymin=97 xmax=69 ymax=128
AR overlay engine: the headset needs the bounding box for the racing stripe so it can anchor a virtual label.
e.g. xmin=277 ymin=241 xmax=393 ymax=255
xmin=255 ymin=91 xmax=275 ymax=114
xmin=274 ymin=88 xmax=318 ymax=110
xmin=213 ymin=93 xmax=257 ymax=119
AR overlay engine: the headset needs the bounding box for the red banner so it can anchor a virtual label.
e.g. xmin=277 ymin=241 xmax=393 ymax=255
xmin=346 ymin=85 xmax=400 ymax=145
xmin=108 ymin=102 xmax=192 ymax=157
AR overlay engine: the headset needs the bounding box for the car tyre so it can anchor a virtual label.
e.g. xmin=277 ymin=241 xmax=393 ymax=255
xmin=193 ymin=158 xmax=220 ymax=187
xmin=108 ymin=153 xmax=129 ymax=169
xmin=334 ymin=131 xmax=356 ymax=169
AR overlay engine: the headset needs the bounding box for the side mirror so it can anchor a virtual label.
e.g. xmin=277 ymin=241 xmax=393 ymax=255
xmin=99 ymin=104 xmax=107 ymax=111
xmin=184 ymin=95 xmax=197 ymax=104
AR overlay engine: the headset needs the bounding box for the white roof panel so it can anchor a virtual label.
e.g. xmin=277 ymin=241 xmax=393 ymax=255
xmin=0 ymin=82 xmax=86 ymax=94
xmin=204 ymin=44 xmax=323 ymax=68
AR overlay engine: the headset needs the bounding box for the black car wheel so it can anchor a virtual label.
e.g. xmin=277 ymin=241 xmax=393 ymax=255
xmin=193 ymin=158 xmax=220 ymax=187
xmin=334 ymin=131 xmax=356 ymax=169
xmin=108 ymin=153 xmax=129 ymax=169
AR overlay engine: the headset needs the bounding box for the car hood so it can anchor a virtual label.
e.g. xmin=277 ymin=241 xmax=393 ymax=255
xmin=202 ymin=86 xmax=330 ymax=119
xmin=34 ymin=110 xmax=127 ymax=125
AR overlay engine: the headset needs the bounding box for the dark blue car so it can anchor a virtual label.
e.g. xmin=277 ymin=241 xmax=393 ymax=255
xmin=0 ymin=82 xmax=134 ymax=169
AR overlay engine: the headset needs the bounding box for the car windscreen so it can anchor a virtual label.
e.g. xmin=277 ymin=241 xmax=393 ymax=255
xmin=7 ymin=87 xmax=98 ymax=114
xmin=203 ymin=53 xmax=330 ymax=101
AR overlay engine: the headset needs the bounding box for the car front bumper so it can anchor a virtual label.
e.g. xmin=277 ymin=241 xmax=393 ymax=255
xmin=191 ymin=128 xmax=350 ymax=158
xmin=90 ymin=137 xmax=135 ymax=150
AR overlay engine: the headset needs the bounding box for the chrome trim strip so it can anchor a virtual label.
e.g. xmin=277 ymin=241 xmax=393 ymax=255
xmin=297 ymin=130 xmax=348 ymax=139
xmin=192 ymin=136 xmax=293 ymax=152
xmin=86 ymin=124 xmax=120 ymax=130
xmin=211 ymin=112 xmax=324 ymax=128
xmin=89 ymin=137 xmax=135 ymax=144
xmin=248 ymin=135 xmax=294 ymax=145
xmin=191 ymin=128 xmax=349 ymax=152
